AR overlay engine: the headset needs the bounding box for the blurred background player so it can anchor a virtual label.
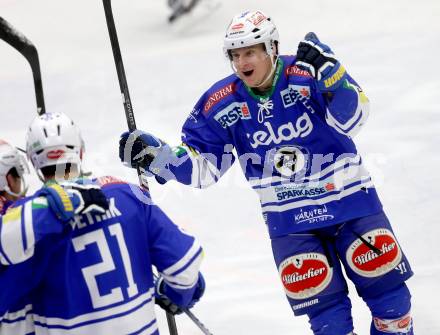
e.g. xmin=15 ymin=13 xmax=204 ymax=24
xmin=0 ymin=111 xmax=205 ymax=334
xmin=119 ymin=10 xmax=414 ymax=335
xmin=0 ymin=140 xmax=29 ymax=214
xmin=167 ymin=0 xmax=201 ymax=22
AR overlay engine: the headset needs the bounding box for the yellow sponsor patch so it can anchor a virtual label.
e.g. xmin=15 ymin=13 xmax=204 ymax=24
xmin=324 ymin=65 xmax=346 ymax=89
xmin=49 ymin=184 xmax=74 ymax=212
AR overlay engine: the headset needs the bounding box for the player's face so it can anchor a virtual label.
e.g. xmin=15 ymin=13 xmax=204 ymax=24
xmin=230 ymin=44 xmax=273 ymax=89
xmin=6 ymin=172 xmax=22 ymax=200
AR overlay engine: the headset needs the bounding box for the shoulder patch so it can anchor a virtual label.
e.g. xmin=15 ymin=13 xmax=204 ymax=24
xmin=285 ymin=65 xmax=312 ymax=78
xmin=97 ymin=176 xmax=127 ymax=187
xmin=203 ymin=83 xmax=236 ymax=114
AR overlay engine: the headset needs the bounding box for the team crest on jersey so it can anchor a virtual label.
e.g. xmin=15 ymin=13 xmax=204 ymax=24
xmin=214 ymin=102 xmax=251 ymax=128
xmin=279 ymin=253 xmax=332 ymax=299
xmin=346 ymin=228 xmax=402 ymax=278
xmin=203 ymin=83 xmax=235 ymax=114
xmin=272 ymin=146 xmax=307 ymax=177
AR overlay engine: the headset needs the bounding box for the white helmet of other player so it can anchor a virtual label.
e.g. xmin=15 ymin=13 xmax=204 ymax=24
xmin=0 ymin=140 xmax=29 ymax=197
xmin=26 ymin=112 xmax=85 ymax=181
xmin=223 ymin=10 xmax=279 ymax=59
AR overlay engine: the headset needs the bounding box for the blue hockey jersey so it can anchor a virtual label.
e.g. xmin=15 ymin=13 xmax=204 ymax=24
xmin=167 ymin=55 xmax=383 ymax=237
xmin=0 ymin=176 xmax=203 ymax=334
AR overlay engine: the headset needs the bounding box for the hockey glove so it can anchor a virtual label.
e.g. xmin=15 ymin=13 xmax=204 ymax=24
xmin=154 ymin=274 xmax=206 ymax=315
xmin=119 ymin=130 xmax=176 ymax=183
xmin=37 ymin=180 xmax=109 ymax=222
xmin=295 ymin=32 xmax=347 ymax=92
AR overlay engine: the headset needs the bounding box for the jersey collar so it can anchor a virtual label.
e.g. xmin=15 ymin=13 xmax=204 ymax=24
xmin=244 ymin=57 xmax=284 ymax=102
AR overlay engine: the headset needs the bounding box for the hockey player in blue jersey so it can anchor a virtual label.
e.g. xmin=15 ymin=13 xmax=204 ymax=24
xmin=0 ymin=112 xmax=205 ymax=334
xmin=0 ymin=138 xmax=110 ymax=334
xmin=0 ymin=140 xmax=35 ymax=335
xmin=119 ymin=10 xmax=414 ymax=335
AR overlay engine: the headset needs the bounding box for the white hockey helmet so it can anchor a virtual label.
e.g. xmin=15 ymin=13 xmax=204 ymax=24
xmin=26 ymin=112 xmax=85 ymax=180
xmin=223 ymin=10 xmax=279 ymax=59
xmin=0 ymin=140 xmax=29 ymax=197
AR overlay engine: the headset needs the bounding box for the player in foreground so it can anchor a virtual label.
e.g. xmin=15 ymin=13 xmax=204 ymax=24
xmin=0 ymin=112 xmax=205 ymax=334
xmin=120 ymin=9 xmax=414 ymax=335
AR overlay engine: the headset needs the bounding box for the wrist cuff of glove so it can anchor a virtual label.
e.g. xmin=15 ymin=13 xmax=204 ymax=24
xmin=41 ymin=183 xmax=75 ymax=221
xmin=317 ymin=63 xmax=347 ymax=92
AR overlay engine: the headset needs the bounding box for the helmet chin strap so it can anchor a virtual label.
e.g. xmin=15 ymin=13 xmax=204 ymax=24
xmin=4 ymin=178 xmax=28 ymax=198
xmin=254 ymin=54 xmax=279 ymax=89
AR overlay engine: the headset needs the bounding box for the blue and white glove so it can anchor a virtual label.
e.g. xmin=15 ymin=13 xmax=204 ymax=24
xmin=295 ymin=32 xmax=347 ymax=92
xmin=119 ymin=130 xmax=177 ymax=183
xmin=37 ymin=180 xmax=109 ymax=222
xmin=154 ymin=274 xmax=206 ymax=315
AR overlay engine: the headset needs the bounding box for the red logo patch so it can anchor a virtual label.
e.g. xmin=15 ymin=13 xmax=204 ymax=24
xmin=231 ymin=23 xmax=244 ymax=30
xmin=346 ymin=229 xmax=402 ymax=277
xmin=398 ymin=316 xmax=412 ymax=329
xmin=203 ymin=83 xmax=235 ymax=114
xmin=47 ymin=150 xmax=65 ymax=159
xmin=325 ymin=183 xmax=335 ymax=191
xmin=97 ymin=175 xmax=126 ymax=187
xmin=285 ymin=65 xmax=312 ymax=78
xmin=248 ymin=11 xmax=267 ymax=26
xmin=278 ymin=253 xmax=332 ymax=299
xmin=241 ymin=104 xmax=250 ymax=118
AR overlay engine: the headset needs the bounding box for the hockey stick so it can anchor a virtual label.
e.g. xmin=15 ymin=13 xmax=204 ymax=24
xmin=0 ymin=17 xmax=46 ymax=115
xmin=183 ymin=308 xmax=213 ymax=335
xmin=101 ymin=0 xmax=149 ymax=192
xmin=101 ymin=1 xmax=178 ymax=334
xmin=153 ymin=274 xmax=213 ymax=335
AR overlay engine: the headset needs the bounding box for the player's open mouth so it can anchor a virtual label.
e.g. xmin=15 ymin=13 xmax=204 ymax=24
xmin=242 ymin=70 xmax=254 ymax=77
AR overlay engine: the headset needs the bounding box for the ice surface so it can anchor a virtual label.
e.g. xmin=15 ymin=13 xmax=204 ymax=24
xmin=1 ymin=0 xmax=439 ymax=333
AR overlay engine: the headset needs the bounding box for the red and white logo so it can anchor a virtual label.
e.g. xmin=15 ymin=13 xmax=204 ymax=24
xmin=203 ymin=83 xmax=235 ymax=114
xmin=47 ymin=150 xmax=65 ymax=159
xmin=325 ymin=183 xmax=335 ymax=191
xmin=248 ymin=11 xmax=267 ymax=26
xmin=278 ymin=253 xmax=332 ymax=299
xmin=231 ymin=23 xmax=244 ymax=30
xmin=241 ymin=104 xmax=250 ymax=118
xmin=373 ymin=313 xmax=412 ymax=333
xmin=285 ymin=65 xmax=312 ymax=78
xmin=346 ymin=228 xmax=402 ymax=278
xmin=97 ymin=175 xmax=126 ymax=187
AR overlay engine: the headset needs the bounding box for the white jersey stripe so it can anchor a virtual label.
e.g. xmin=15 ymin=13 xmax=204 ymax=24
xmin=249 ymin=155 xmax=362 ymax=187
xmin=162 ymin=240 xmax=201 ymax=277
xmin=262 ymin=180 xmax=374 ymax=213
xmin=33 ymin=288 xmax=154 ymax=329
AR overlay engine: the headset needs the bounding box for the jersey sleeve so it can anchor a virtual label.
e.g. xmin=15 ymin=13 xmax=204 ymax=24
xmin=0 ymin=197 xmax=64 ymax=266
xmin=323 ymin=74 xmax=370 ymax=137
xmin=145 ymin=201 xmax=203 ymax=306
xmin=167 ymin=92 xmax=236 ymax=188
xmin=0 ymin=232 xmax=66 ymax=316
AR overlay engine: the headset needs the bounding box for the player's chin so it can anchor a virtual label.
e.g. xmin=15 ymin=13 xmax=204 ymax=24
xmin=241 ymin=74 xmax=258 ymax=87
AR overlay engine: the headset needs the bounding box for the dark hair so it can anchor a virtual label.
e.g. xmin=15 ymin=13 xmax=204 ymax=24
xmin=41 ymin=163 xmax=73 ymax=179
xmin=7 ymin=167 xmax=20 ymax=179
